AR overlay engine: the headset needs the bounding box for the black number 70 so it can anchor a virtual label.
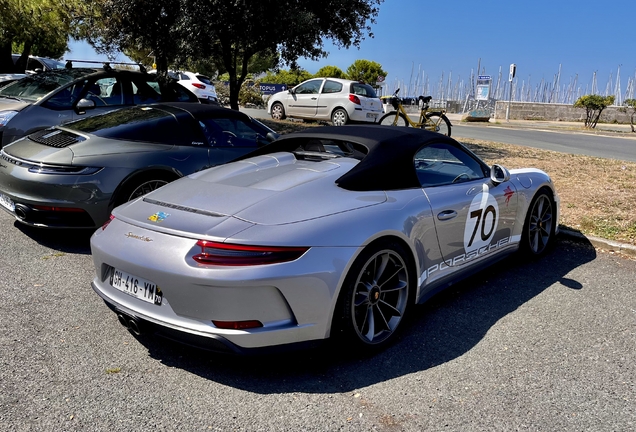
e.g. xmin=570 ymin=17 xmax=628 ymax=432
xmin=468 ymin=205 xmax=497 ymax=247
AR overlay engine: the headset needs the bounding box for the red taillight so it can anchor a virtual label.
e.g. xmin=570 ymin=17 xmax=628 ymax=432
xmin=192 ymin=83 xmax=206 ymax=89
xmin=32 ymin=205 xmax=85 ymax=212
xmin=192 ymin=240 xmax=309 ymax=266
xmin=349 ymin=94 xmax=361 ymax=105
xmin=213 ymin=320 xmax=263 ymax=330
xmin=101 ymin=214 xmax=115 ymax=230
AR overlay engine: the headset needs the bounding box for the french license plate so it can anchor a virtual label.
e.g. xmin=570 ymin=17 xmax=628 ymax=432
xmin=366 ymin=113 xmax=378 ymax=119
xmin=0 ymin=193 xmax=15 ymax=213
xmin=109 ymin=267 xmax=162 ymax=305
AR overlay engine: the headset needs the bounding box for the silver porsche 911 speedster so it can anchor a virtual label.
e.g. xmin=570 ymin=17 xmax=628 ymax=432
xmin=90 ymin=125 xmax=559 ymax=354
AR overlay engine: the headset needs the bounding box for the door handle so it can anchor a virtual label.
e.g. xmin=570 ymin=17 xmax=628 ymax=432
xmin=311 ymin=97 xmax=317 ymax=100
xmin=437 ymin=210 xmax=457 ymax=221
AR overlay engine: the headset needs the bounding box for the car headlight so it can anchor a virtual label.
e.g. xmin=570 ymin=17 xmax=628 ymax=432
xmin=0 ymin=111 xmax=18 ymax=127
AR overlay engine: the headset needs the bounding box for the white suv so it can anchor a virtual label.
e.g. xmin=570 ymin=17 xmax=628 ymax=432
xmin=171 ymin=71 xmax=218 ymax=105
xmin=267 ymin=78 xmax=383 ymax=126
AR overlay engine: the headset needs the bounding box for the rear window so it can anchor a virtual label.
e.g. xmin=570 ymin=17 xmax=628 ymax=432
xmin=66 ymin=106 xmax=187 ymax=144
xmin=196 ymin=75 xmax=212 ymax=85
xmin=350 ymin=83 xmax=378 ymax=98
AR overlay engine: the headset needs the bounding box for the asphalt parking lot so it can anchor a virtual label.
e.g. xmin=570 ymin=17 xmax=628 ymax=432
xmin=1 ymin=210 xmax=635 ymax=431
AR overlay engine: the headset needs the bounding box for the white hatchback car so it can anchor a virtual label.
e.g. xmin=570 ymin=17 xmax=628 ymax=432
xmin=267 ymin=78 xmax=383 ymax=126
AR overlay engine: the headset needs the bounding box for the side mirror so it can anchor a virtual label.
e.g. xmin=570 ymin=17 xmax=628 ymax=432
xmin=76 ymin=98 xmax=96 ymax=113
xmin=288 ymin=88 xmax=295 ymax=95
xmin=265 ymin=132 xmax=279 ymax=142
xmin=490 ymin=164 xmax=510 ymax=183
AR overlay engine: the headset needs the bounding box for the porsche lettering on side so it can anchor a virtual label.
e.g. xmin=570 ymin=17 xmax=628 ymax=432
xmin=90 ymin=125 xmax=560 ymax=354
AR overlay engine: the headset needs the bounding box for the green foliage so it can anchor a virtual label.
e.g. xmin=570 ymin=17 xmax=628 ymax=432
xmin=261 ymin=69 xmax=313 ymax=86
xmin=573 ymin=94 xmax=616 ymax=128
xmin=214 ymin=81 xmax=230 ymax=106
xmin=214 ymin=80 xmax=265 ymax=108
xmin=176 ymin=0 xmax=383 ymax=109
xmin=623 ymin=99 xmax=636 ymax=132
xmin=315 ymin=65 xmax=345 ymax=78
xmin=345 ymin=59 xmax=387 ymax=87
xmin=0 ymin=0 xmax=85 ymax=72
xmin=239 ymin=81 xmax=265 ymax=108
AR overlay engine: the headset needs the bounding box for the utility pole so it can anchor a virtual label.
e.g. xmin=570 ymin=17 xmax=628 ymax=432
xmin=506 ymin=63 xmax=516 ymax=122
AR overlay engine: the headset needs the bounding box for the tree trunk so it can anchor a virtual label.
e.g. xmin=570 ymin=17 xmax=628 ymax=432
xmin=229 ymin=77 xmax=240 ymax=110
xmin=14 ymin=41 xmax=34 ymax=73
xmin=0 ymin=42 xmax=14 ymax=73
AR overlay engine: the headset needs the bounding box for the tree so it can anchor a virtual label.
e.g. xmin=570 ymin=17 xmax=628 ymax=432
xmin=261 ymin=69 xmax=313 ymax=86
xmin=315 ymin=65 xmax=346 ymax=79
xmin=573 ymin=94 xmax=615 ymax=128
xmin=346 ymin=59 xmax=387 ymax=87
xmin=0 ymin=0 xmax=84 ymax=73
xmin=622 ymin=99 xmax=636 ymax=132
xmin=87 ymin=0 xmax=186 ymax=83
xmin=182 ymin=0 xmax=383 ymax=109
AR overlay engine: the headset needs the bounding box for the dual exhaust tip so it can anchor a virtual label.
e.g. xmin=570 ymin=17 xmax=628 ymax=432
xmin=117 ymin=312 xmax=144 ymax=336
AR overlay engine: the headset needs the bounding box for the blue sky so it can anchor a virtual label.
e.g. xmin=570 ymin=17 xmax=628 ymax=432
xmin=68 ymin=0 xmax=636 ymax=99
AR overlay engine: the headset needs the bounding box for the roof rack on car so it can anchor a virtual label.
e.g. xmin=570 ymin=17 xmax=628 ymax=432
xmin=64 ymin=60 xmax=147 ymax=73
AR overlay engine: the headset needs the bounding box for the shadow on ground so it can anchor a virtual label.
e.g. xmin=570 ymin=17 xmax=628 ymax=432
xmin=16 ymin=223 xmax=94 ymax=255
xmin=130 ymin=236 xmax=596 ymax=394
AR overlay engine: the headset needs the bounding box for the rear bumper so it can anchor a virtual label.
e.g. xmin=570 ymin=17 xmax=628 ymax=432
xmin=98 ymin=292 xmax=323 ymax=355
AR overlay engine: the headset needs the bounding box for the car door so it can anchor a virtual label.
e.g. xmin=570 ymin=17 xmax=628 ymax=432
xmin=315 ymin=79 xmax=343 ymax=119
xmin=416 ymin=142 xmax=518 ymax=266
xmin=286 ymin=79 xmax=323 ymax=118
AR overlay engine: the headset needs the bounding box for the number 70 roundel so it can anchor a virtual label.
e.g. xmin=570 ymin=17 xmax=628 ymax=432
xmin=463 ymin=189 xmax=500 ymax=253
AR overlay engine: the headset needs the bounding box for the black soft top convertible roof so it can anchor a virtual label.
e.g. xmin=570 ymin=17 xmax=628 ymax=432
xmin=246 ymin=125 xmax=467 ymax=191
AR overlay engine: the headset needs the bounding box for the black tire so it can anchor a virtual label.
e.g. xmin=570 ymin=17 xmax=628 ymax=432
xmin=423 ymin=113 xmax=451 ymax=136
xmin=115 ymin=173 xmax=176 ymax=207
xmin=520 ymin=188 xmax=556 ymax=257
xmin=270 ymin=102 xmax=286 ymax=120
xmin=333 ymin=240 xmax=413 ymax=351
xmin=331 ymin=108 xmax=349 ymax=126
xmin=378 ymin=111 xmax=409 ymax=127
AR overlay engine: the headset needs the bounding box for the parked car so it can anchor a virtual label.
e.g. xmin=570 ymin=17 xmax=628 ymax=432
xmin=149 ymin=70 xmax=219 ymax=104
xmin=12 ymin=54 xmax=65 ymax=74
xmin=89 ymin=125 xmax=559 ymax=354
xmin=0 ymin=74 xmax=27 ymax=89
xmin=172 ymin=71 xmax=219 ymax=104
xmin=0 ymin=103 xmax=278 ymax=229
xmin=0 ymin=65 xmax=199 ymax=146
xmin=267 ymin=78 xmax=384 ymax=126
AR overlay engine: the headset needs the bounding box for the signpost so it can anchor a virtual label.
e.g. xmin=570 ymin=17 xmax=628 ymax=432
xmin=506 ymin=64 xmax=516 ymax=121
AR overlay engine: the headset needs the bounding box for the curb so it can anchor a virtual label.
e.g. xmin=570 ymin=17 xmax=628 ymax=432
xmin=559 ymin=228 xmax=636 ymax=258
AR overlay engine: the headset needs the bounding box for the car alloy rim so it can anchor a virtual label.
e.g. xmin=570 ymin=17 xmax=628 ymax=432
xmin=528 ymin=195 xmax=553 ymax=254
xmin=272 ymin=104 xmax=283 ymax=119
xmin=352 ymin=249 xmax=409 ymax=344
xmin=128 ymin=180 xmax=169 ymax=201
xmin=333 ymin=110 xmax=346 ymax=126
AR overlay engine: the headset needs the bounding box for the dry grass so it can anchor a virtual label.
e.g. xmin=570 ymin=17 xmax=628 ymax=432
xmin=262 ymin=120 xmax=636 ymax=245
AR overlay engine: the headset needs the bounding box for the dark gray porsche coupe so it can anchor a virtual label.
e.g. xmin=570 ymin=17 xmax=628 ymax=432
xmin=0 ymin=103 xmax=278 ymax=228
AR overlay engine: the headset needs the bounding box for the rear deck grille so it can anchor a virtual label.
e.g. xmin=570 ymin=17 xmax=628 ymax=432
xmin=29 ymin=129 xmax=85 ymax=148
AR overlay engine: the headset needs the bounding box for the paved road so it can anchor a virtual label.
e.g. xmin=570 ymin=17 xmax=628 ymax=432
xmin=244 ymin=108 xmax=636 ymax=162
xmin=453 ymin=124 xmax=636 ymax=163
xmin=1 ymin=209 xmax=635 ymax=431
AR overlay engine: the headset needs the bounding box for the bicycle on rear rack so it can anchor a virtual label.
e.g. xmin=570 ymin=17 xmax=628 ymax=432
xmin=378 ymin=89 xmax=452 ymax=136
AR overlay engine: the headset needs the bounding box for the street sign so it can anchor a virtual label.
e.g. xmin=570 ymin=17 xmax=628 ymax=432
xmin=509 ymin=64 xmax=516 ymax=82
xmin=476 ymin=75 xmax=492 ymax=101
